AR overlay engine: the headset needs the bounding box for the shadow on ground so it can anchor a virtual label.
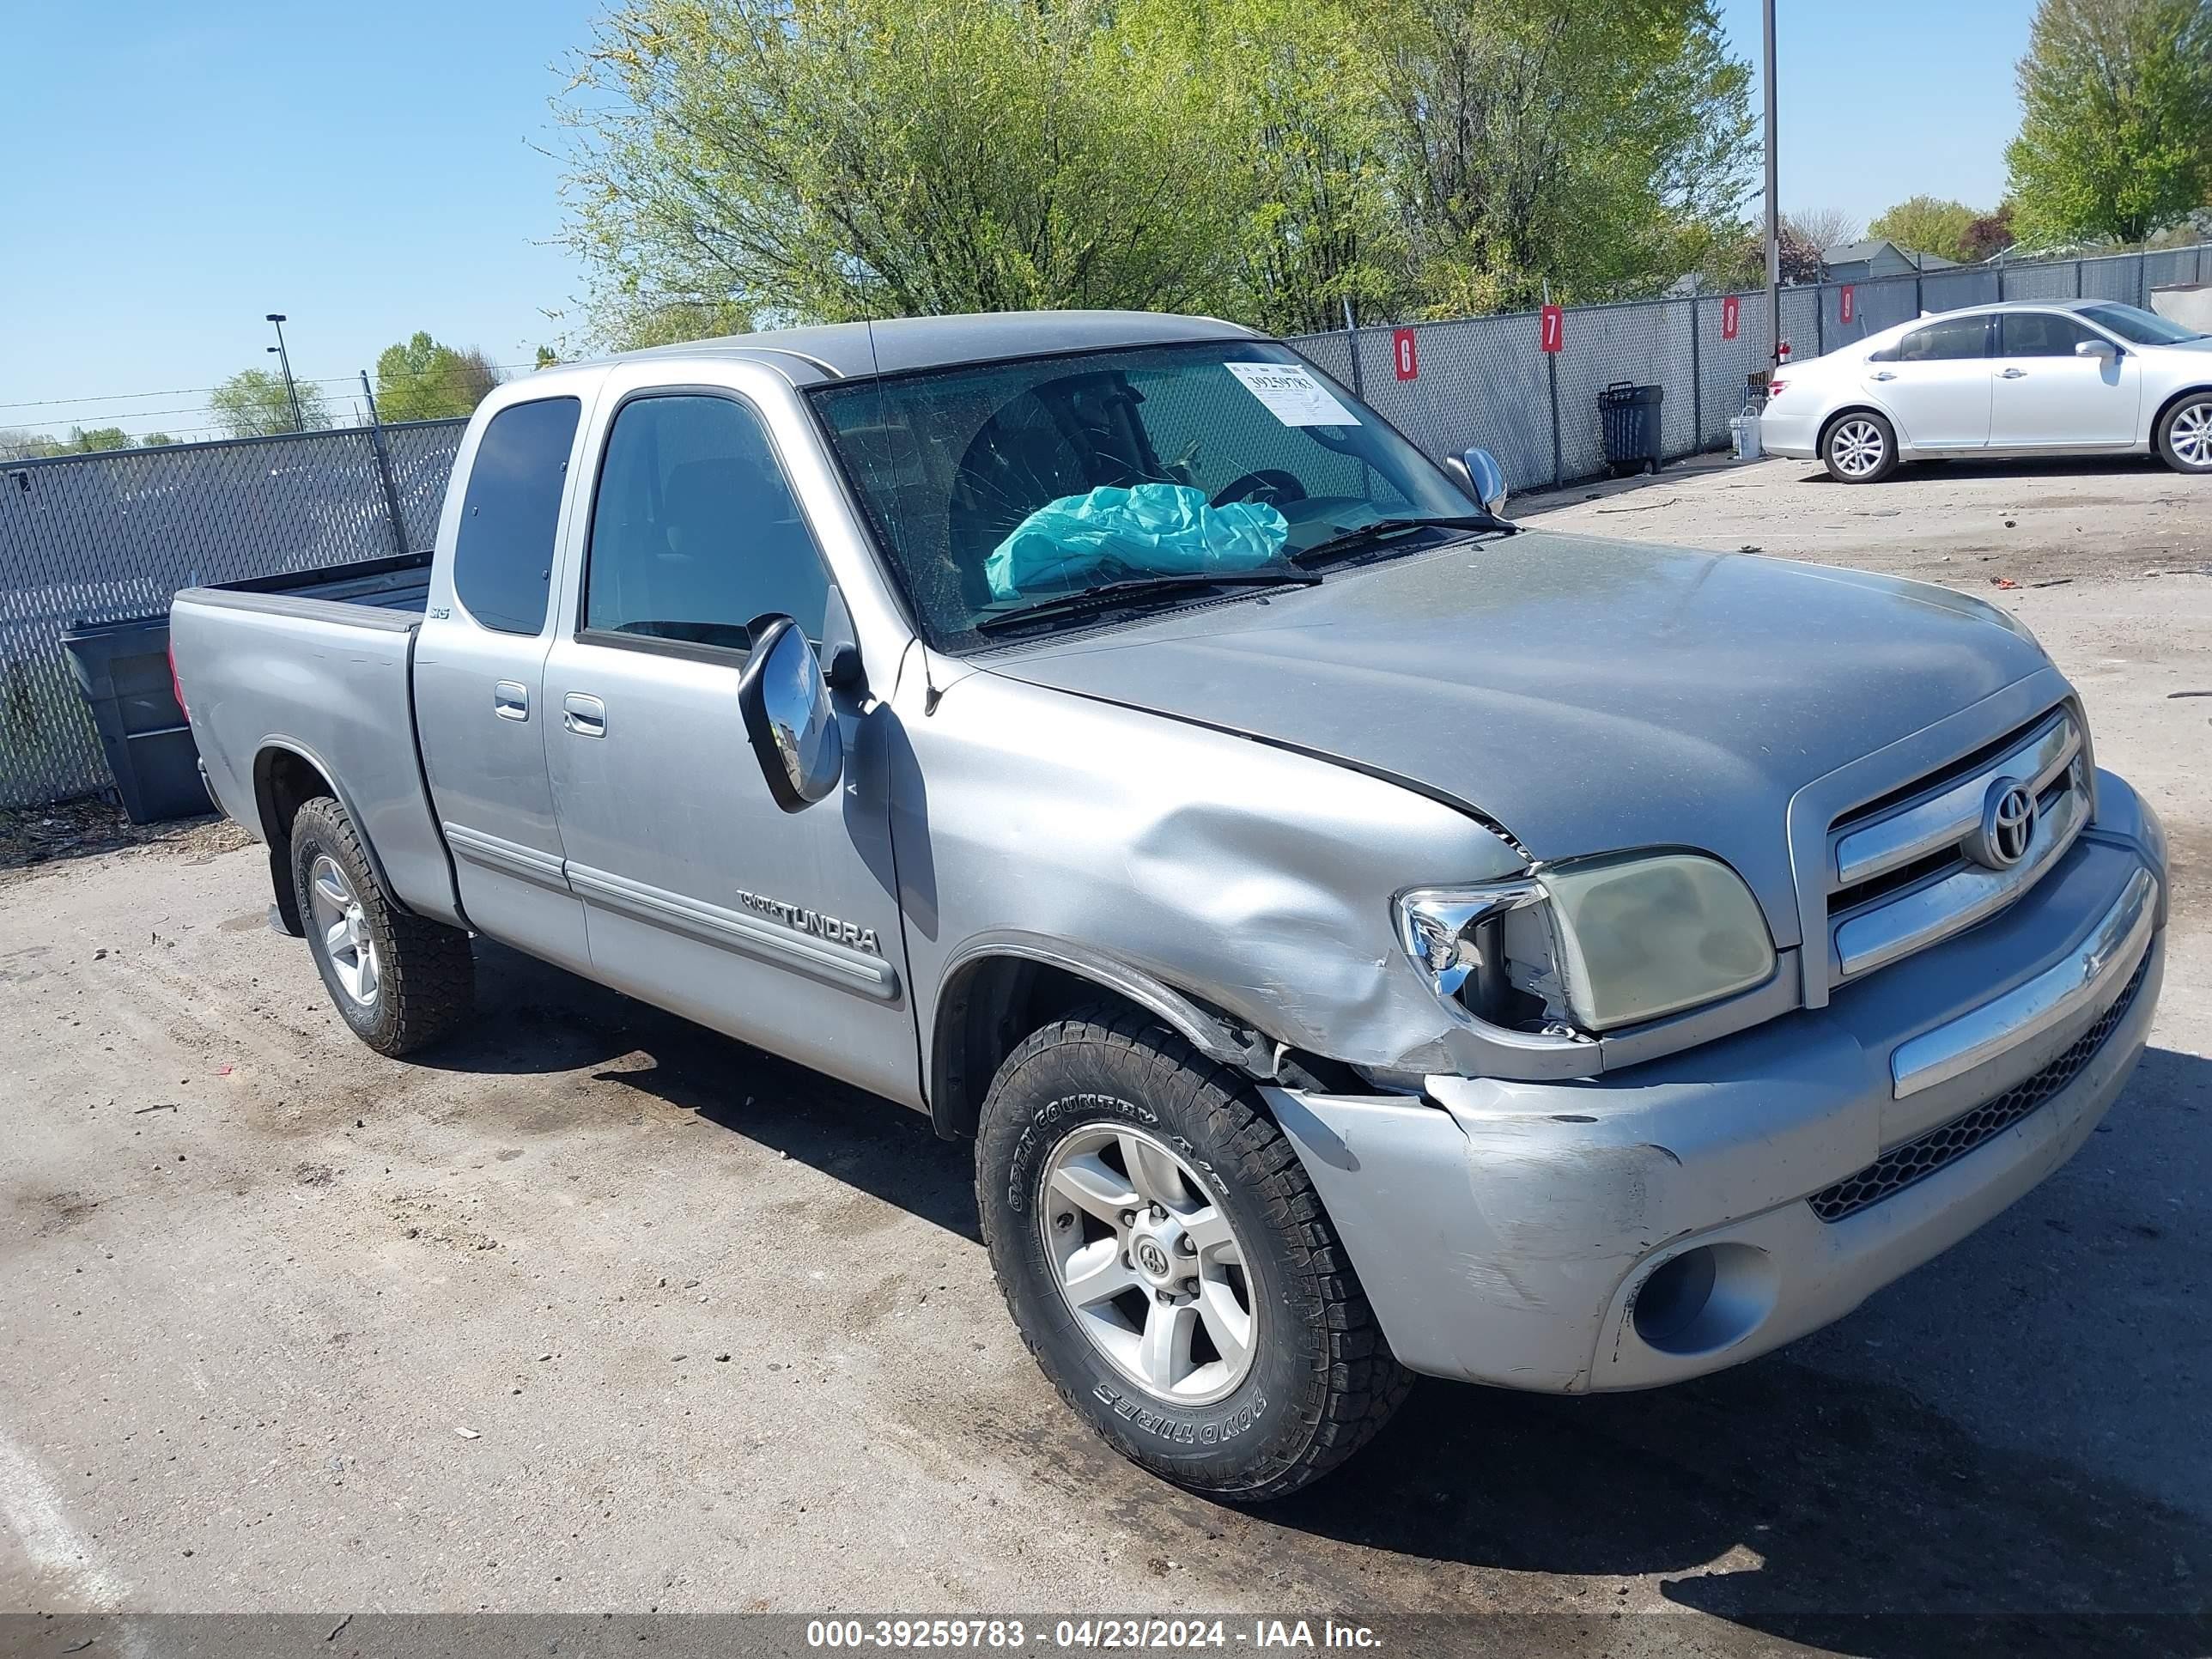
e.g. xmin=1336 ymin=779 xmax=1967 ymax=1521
xmin=416 ymin=937 xmax=978 ymax=1240
xmin=413 ymin=934 xmax=2209 ymax=1655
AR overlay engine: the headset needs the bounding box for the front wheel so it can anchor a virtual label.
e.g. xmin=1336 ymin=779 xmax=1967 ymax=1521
xmin=2156 ymin=393 xmax=2212 ymax=473
xmin=1822 ymin=410 xmax=1899 ymax=483
xmin=289 ymin=795 xmax=475 ymax=1056
xmin=975 ymin=1006 xmax=1410 ymax=1500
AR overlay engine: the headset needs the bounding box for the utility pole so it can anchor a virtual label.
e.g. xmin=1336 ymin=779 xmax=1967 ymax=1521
xmin=1762 ymin=0 xmax=1780 ymax=365
xmin=265 ymin=313 xmax=305 ymax=432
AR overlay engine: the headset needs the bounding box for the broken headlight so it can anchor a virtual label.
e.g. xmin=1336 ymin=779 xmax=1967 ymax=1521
xmin=1395 ymin=853 xmax=1776 ymax=1035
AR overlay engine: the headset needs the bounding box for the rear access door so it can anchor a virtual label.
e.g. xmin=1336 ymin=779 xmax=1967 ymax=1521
xmin=1867 ymin=313 xmax=1994 ymax=449
xmin=414 ymin=391 xmax=596 ymax=974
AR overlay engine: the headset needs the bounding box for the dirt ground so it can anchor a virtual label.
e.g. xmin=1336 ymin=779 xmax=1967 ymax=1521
xmin=3 ymin=453 xmax=2209 ymax=1656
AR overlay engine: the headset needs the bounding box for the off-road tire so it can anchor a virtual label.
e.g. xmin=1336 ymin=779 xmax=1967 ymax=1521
xmin=1821 ymin=410 xmax=1899 ymax=483
xmin=289 ymin=795 xmax=474 ymax=1056
xmin=2154 ymin=392 xmax=2212 ymax=474
xmin=975 ymin=1006 xmax=1410 ymax=1500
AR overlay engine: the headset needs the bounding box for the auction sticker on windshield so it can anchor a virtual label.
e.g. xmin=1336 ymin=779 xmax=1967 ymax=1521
xmin=1224 ymin=362 xmax=1359 ymax=427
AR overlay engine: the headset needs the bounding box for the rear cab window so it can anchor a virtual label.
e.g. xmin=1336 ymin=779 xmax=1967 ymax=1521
xmin=451 ymin=398 xmax=583 ymax=635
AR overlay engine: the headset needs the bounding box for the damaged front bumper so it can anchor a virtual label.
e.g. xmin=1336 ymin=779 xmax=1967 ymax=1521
xmin=1264 ymin=817 xmax=2166 ymax=1395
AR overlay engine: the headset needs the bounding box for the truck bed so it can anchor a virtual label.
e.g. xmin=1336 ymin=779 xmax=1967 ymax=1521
xmin=199 ymin=550 xmax=434 ymax=615
xmin=170 ymin=549 xmax=463 ymax=930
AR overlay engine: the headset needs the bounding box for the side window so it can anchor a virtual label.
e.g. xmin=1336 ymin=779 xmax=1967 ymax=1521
xmin=1894 ymin=317 xmax=1990 ymax=362
xmin=2001 ymin=313 xmax=2098 ymax=356
xmin=584 ymin=394 xmax=831 ymax=652
xmin=452 ymin=398 xmax=580 ymax=635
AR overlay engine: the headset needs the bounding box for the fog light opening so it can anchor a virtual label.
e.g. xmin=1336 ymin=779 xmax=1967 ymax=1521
xmin=1631 ymin=1243 xmax=1778 ymax=1358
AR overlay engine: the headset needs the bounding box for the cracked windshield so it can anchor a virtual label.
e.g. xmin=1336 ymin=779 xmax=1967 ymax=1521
xmin=811 ymin=343 xmax=1482 ymax=647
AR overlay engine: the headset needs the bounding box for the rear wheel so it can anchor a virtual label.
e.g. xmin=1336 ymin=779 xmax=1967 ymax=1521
xmin=1822 ymin=411 xmax=1899 ymax=483
xmin=289 ymin=796 xmax=474 ymax=1056
xmin=2155 ymin=393 xmax=2212 ymax=473
xmin=975 ymin=1006 xmax=1409 ymax=1500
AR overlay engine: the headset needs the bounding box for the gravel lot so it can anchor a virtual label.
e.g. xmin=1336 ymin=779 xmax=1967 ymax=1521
xmin=3 ymin=453 xmax=2207 ymax=1655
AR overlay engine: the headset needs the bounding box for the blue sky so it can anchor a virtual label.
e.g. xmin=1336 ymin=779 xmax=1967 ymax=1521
xmin=1 ymin=0 xmax=2033 ymax=441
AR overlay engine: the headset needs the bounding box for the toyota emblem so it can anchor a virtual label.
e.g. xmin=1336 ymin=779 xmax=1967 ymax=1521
xmin=1972 ymin=777 xmax=2036 ymax=869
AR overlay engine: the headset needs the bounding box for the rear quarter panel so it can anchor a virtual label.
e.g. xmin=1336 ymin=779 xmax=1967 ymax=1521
xmin=170 ymin=591 xmax=462 ymax=926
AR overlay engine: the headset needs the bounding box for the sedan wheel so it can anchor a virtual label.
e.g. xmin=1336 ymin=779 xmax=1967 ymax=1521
xmin=1823 ymin=413 xmax=1896 ymax=483
xmin=2158 ymin=396 xmax=2212 ymax=474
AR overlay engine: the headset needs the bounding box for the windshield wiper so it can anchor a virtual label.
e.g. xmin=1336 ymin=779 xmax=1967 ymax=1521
xmin=973 ymin=568 xmax=1322 ymax=635
xmin=1293 ymin=512 xmax=1514 ymax=568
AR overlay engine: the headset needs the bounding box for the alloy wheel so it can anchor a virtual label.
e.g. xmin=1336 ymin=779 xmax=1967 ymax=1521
xmin=307 ymin=854 xmax=380 ymax=1007
xmin=1830 ymin=418 xmax=1887 ymax=478
xmin=2173 ymin=402 xmax=2212 ymax=468
xmin=1037 ymin=1124 xmax=1257 ymax=1406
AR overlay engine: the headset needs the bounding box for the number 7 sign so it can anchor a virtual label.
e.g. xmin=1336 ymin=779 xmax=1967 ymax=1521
xmin=1540 ymin=305 xmax=1564 ymax=354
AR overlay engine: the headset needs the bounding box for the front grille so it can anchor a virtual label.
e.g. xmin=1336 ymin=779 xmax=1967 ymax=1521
xmin=1808 ymin=951 xmax=2151 ymax=1224
xmin=1824 ymin=707 xmax=2089 ymax=986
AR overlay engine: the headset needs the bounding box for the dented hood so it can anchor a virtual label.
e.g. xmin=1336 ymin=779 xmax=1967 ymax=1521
xmin=982 ymin=531 xmax=2052 ymax=946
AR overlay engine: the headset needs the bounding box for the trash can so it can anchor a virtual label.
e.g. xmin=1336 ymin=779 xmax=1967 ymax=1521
xmin=60 ymin=613 xmax=215 ymax=824
xmin=1598 ymin=381 xmax=1665 ymax=476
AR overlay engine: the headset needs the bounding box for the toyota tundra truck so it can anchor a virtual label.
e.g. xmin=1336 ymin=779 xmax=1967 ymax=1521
xmin=170 ymin=310 xmax=2169 ymax=1499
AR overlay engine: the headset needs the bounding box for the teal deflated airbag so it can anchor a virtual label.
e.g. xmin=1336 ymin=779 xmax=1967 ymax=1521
xmin=986 ymin=483 xmax=1291 ymax=601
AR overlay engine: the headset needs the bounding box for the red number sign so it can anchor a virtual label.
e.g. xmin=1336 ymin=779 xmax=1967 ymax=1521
xmin=1540 ymin=305 xmax=1565 ymax=354
xmin=1392 ymin=327 xmax=1419 ymax=380
xmin=1721 ymin=294 xmax=1740 ymax=341
xmin=1839 ymin=284 xmax=1856 ymax=325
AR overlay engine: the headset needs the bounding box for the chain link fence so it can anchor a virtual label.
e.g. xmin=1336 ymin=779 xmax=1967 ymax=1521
xmin=1 ymin=419 xmax=465 ymax=807
xmin=3 ymin=240 xmax=2207 ymax=809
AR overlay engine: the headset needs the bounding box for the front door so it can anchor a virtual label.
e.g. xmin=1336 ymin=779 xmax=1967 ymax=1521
xmin=1868 ymin=313 xmax=1993 ymax=449
xmin=1990 ymin=311 xmax=2141 ymax=447
xmin=542 ymin=388 xmax=917 ymax=1103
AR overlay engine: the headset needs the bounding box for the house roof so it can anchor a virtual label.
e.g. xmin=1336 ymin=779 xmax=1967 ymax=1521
xmin=1822 ymin=239 xmax=1960 ymax=270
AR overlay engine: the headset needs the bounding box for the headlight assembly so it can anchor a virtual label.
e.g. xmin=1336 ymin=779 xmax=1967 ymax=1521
xmin=1395 ymin=852 xmax=1776 ymax=1036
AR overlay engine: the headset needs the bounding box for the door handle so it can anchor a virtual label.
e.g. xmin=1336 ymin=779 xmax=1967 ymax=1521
xmin=493 ymin=681 xmax=529 ymax=721
xmin=1871 ymin=371 xmax=1896 ymax=381
xmin=2002 ymin=368 xmax=2027 ymax=379
xmin=562 ymin=693 xmax=607 ymax=738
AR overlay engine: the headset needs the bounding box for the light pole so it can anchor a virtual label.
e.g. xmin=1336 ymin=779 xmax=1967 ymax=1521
xmin=264 ymin=313 xmax=305 ymax=432
xmin=1762 ymin=0 xmax=1781 ymax=366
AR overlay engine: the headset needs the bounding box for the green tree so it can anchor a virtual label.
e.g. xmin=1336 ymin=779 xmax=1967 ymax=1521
xmin=1370 ymin=0 xmax=1758 ymax=314
xmin=558 ymin=0 xmax=1241 ymax=337
xmin=64 ymin=426 xmax=137 ymax=453
xmin=141 ymin=432 xmax=178 ymax=447
xmin=557 ymin=0 xmax=1757 ymax=338
xmin=534 ymin=344 xmax=560 ymax=370
xmin=2007 ymin=0 xmax=2212 ymax=246
xmin=0 ymin=427 xmax=61 ymax=460
xmin=1868 ymin=196 xmax=1978 ymax=262
xmin=210 ymin=368 xmax=329 ymax=437
xmin=374 ymin=332 xmax=506 ymax=422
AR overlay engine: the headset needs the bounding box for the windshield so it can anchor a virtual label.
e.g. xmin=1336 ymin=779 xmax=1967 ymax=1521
xmin=2080 ymin=302 xmax=2205 ymax=345
xmin=810 ymin=341 xmax=1480 ymax=648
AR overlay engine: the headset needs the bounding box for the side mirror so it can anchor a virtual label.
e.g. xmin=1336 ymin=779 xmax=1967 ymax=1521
xmin=737 ymin=616 xmax=844 ymax=812
xmin=1449 ymin=447 xmax=1510 ymax=515
xmin=2076 ymin=337 xmax=2118 ymax=361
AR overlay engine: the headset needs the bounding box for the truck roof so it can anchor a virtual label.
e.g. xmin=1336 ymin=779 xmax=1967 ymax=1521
xmin=604 ymin=308 xmax=1264 ymax=385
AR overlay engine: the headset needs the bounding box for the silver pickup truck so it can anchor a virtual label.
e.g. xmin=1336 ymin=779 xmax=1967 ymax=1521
xmin=172 ymin=310 xmax=2168 ymax=1500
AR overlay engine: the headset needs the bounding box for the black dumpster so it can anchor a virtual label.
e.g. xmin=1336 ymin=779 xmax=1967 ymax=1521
xmin=60 ymin=614 xmax=215 ymax=825
xmin=1598 ymin=381 xmax=1665 ymax=476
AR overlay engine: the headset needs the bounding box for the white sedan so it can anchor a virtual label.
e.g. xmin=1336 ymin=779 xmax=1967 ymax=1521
xmin=1760 ymin=299 xmax=2212 ymax=483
